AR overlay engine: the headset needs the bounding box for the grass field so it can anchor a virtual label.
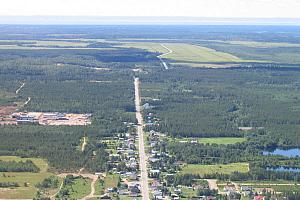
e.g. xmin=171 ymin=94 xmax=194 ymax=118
xmin=0 ymin=156 xmax=60 ymax=199
xmin=121 ymin=42 xmax=252 ymax=64
xmin=180 ymin=163 xmax=249 ymax=176
xmin=174 ymin=137 xmax=247 ymax=145
xmin=221 ymin=40 xmax=300 ymax=48
xmin=198 ymin=137 xmax=247 ymax=145
xmin=236 ymin=183 xmax=300 ymax=193
xmin=161 ymin=43 xmax=244 ymax=63
xmin=94 ymin=180 xmax=105 ymax=195
xmin=171 ymin=62 xmax=241 ymax=68
xmin=104 ymin=174 xmax=120 ymax=189
xmin=120 ymin=195 xmax=142 ymax=200
xmin=0 ymin=39 xmax=116 ymax=50
xmin=120 ymin=42 xmax=169 ymax=54
xmin=63 ymin=177 xmax=91 ymax=199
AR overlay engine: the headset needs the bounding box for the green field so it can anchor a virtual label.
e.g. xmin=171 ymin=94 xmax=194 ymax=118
xmin=161 ymin=43 xmax=245 ymax=63
xmin=236 ymin=183 xmax=300 ymax=193
xmin=220 ymin=40 xmax=300 ymax=48
xmin=174 ymin=137 xmax=247 ymax=145
xmin=0 ymin=156 xmax=60 ymax=199
xmin=94 ymin=180 xmax=105 ymax=195
xmin=0 ymin=39 xmax=116 ymax=50
xmin=198 ymin=137 xmax=247 ymax=145
xmin=180 ymin=163 xmax=249 ymax=176
xmin=121 ymin=42 xmax=248 ymax=63
xmin=104 ymin=174 xmax=120 ymax=189
xmin=120 ymin=42 xmax=169 ymax=54
xmin=66 ymin=177 xmax=91 ymax=199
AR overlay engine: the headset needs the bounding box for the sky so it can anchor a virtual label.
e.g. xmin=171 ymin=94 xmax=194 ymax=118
xmin=1 ymin=0 xmax=300 ymax=18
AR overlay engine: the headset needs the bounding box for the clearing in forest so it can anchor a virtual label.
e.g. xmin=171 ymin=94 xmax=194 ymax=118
xmin=175 ymin=137 xmax=247 ymax=145
xmin=121 ymin=42 xmax=246 ymax=63
xmin=180 ymin=163 xmax=249 ymax=176
xmin=0 ymin=156 xmax=61 ymax=199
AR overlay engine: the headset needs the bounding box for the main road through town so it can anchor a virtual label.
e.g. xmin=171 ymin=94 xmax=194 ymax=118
xmin=134 ymin=77 xmax=150 ymax=200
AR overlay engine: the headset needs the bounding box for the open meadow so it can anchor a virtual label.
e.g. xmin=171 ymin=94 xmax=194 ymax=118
xmin=0 ymin=156 xmax=61 ymax=199
xmin=180 ymin=163 xmax=249 ymax=176
xmin=173 ymin=137 xmax=247 ymax=145
xmin=121 ymin=42 xmax=250 ymax=65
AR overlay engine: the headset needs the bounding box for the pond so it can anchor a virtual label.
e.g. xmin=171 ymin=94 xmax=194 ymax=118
xmin=263 ymin=148 xmax=300 ymax=157
xmin=267 ymin=167 xmax=300 ymax=173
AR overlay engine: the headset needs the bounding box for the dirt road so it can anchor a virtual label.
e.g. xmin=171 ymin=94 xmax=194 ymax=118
xmin=81 ymin=136 xmax=87 ymax=152
xmin=81 ymin=175 xmax=99 ymax=200
xmin=50 ymin=181 xmax=64 ymax=200
xmin=134 ymin=77 xmax=150 ymax=200
xmin=206 ymin=179 xmax=218 ymax=190
xmin=24 ymin=97 xmax=31 ymax=106
xmin=56 ymin=172 xmax=99 ymax=200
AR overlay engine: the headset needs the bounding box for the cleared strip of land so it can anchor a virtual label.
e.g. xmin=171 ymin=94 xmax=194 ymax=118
xmin=174 ymin=137 xmax=247 ymax=145
xmin=180 ymin=163 xmax=249 ymax=176
xmin=121 ymin=42 xmax=252 ymax=64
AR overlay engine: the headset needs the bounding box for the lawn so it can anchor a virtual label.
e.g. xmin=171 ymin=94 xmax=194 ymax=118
xmin=66 ymin=177 xmax=92 ymax=199
xmin=104 ymin=174 xmax=120 ymax=189
xmin=234 ymin=184 xmax=300 ymax=193
xmin=120 ymin=195 xmax=142 ymax=200
xmin=94 ymin=179 xmax=105 ymax=195
xmin=0 ymin=156 xmax=60 ymax=199
xmin=181 ymin=187 xmax=198 ymax=197
xmin=180 ymin=163 xmax=249 ymax=176
xmin=174 ymin=137 xmax=247 ymax=145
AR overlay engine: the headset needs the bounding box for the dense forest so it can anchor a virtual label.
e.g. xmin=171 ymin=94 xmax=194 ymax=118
xmin=141 ymin=67 xmax=300 ymax=147
xmin=0 ymin=160 xmax=39 ymax=172
xmin=0 ymin=25 xmax=300 ymax=44
xmin=0 ymin=47 xmax=145 ymax=171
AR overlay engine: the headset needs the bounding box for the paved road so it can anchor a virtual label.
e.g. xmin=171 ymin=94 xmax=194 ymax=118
xmin=15 ymin=82 xmax=25 ymax=94
xmin=157 ymin=43 xmax=173 ymax=70
xmin=134 ymin=77 xmax=150 ymax=200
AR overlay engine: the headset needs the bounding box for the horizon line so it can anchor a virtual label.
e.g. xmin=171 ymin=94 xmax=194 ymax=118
xmin=0 ymin=16 xmax=300 ymax=25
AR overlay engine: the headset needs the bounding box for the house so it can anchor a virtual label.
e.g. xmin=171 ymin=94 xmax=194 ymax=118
xmin=242 ymin=190 xmax=251 ymax=197
xmin=241 ymin=186 xmax=252 ymax=191
xmin=149 ymin=158 xmax=160 ymax=163
xmin=153 ymin=190 xmax=163 ymax=200
xmin=224 ymin=186 xmax=236 ymax=193
xmin=171 ymin=193 xmax=180 ymax=200
xmin=227 ymin=191 xmax=241 ymax=200
xmin=107 ymin=187 xmax=116 ymax=193
xmin=128 ymin=185 xmax=140 ymax=194
xmin=254 ymin=196 xmax=265 ymax=200
xmin=128 ymin=173 xmax=138 ymax=180
xmin=100 ymin=194 xmax=111 ymax=199
xmin=150 ymin=169 xmax=161 ymax=175
xmin=16 ymin=114 xmax=38 ymax=124
xmin=174 ymin=188 xmax=182 ymax=195
xmin=118 ymin=189 xmax=129 ymax=195
xmin=57 ymin=113 xmax=68 ymax=120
